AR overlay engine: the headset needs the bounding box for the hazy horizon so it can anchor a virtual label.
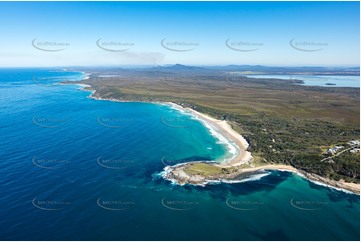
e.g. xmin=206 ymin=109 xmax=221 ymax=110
xmin=0 ymin=1 xmax=359 ymax=67
xmin=0 ymin=63 xmax=360 ymax=69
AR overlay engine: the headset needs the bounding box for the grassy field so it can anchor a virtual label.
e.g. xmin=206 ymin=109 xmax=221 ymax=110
xmin=184 ymin=163 xmax=222 ymax=176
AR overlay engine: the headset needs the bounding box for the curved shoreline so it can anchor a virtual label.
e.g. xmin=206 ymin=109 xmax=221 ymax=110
xmin=240 ymin=164 xmax=360 ymax=194
xmin=76 ymin=77 xmax=359 ymax=195
xmin=161 ymin=162 xmax=360 ymax=194
xmin=164 ymin=102 xmax=253 ymax=167
xmin=161 ymin=103 xmax=358 ymax=194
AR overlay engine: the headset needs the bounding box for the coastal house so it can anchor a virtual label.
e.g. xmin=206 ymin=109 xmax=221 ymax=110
xmin=326 ymin=146 xmax=344 ymax=155
xmin=348 ymin=140 xmax=360 ymax=146
xmin=326 ymin=148 xmax=337 ymax=155
xmin=350 ymin=148 xmax=360 ymax=154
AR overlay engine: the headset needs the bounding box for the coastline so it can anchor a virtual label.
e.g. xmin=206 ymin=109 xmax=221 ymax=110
xmin=240 ymin=164 xmax=360 ymax=194
xmin=165 ymin=102 xmax=253 ymax=167
xmin=161 ymin=161 xmax=360 ymax=194
xmin=79 ymin=78 xmax=360 ymax=195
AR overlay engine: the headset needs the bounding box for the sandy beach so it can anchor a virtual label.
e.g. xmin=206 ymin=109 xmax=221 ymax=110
xmin=163 ymin=103 xmax=360 ymax=194
xmin=84 ymin=86 xmax=360 ymax=194
xmin=166 ymin=102 xmax=253 ymax=167
xmin=230 ymin=164 xmax=360 ymax=194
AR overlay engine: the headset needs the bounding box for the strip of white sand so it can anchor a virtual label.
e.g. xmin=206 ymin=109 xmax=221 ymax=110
xmin=164 ymin=103 xmax=360 ymax=194
xmin=166 ymin=102 xmax=252 ymax=167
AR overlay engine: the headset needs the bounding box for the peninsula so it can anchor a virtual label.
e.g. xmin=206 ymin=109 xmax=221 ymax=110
xmin=68 ymin=65 xmax=360 ymax=194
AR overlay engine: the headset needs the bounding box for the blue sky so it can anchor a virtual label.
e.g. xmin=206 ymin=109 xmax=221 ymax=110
xmin=0 ymin=1 xmax=359 ymax=67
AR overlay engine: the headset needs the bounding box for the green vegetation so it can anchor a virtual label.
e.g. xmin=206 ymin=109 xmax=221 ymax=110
xmin=194 ymin=105 xmax=360 ymax=183
xmin=184 ymin=163 xmax=222 ymax=176
xmin=183 ymin=163 xmax=243 ymax=176
xmin=330 ymin=152 xmax=360 ymax=182
xmin=81 ymin=70 xmax=360 ymax=183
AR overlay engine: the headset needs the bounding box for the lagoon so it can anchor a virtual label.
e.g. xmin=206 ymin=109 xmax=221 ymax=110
xmin=246 ymin=74 xmax=360 ymax=88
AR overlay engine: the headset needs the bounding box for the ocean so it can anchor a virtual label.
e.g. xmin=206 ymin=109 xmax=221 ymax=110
xmin=0 ymin=69 xmax=359 ymax=240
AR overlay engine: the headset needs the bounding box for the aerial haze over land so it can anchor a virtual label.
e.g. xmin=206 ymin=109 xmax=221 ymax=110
xmin=0 ymin=1 xmax=359 ymax=241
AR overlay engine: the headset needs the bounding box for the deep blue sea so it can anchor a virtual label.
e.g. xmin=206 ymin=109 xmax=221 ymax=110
xmin=0 ymin=69 xmax=359 ymax=241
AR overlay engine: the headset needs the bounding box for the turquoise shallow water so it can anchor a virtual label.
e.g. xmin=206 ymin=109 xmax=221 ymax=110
xmin=0 ymin=69 xmax=359 ymax=240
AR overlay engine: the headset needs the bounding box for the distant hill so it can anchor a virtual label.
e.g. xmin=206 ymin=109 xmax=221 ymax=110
xmin=66 ymin=64 xmax=359 ymax=75
xmin=151 ymin=64 xmax=204 ymax=71
xmin=205 ymin=65 xmax=360 ymax=74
